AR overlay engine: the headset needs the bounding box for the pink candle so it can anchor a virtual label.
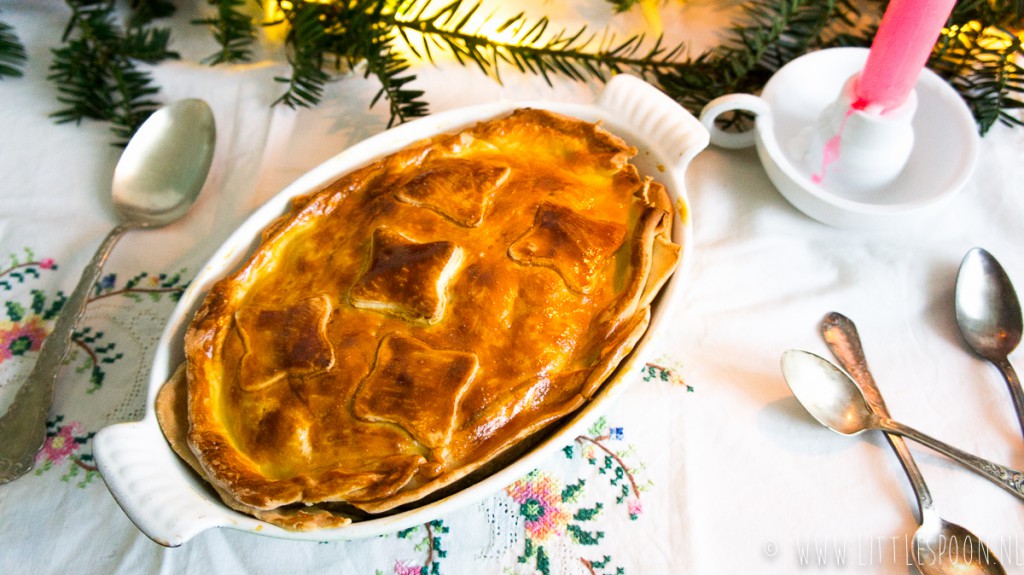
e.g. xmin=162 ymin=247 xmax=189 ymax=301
xmin=853 ymin=0 xmax=957 ymax=113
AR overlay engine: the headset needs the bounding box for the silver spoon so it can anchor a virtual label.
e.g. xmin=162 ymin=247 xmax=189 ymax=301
xmin=821 ymin=312 xmax=1004 ymax=575
xmin=0 ymin=99 xmax=216 ymax=483
xmin=955 ymin=247 xmax=1024 ymax=440
xmin=780 ymin=349 xmax=1024 ymax=503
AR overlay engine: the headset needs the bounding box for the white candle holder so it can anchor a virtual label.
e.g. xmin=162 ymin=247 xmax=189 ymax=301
xmin=699 ymin=47 xmax=980 ymax=230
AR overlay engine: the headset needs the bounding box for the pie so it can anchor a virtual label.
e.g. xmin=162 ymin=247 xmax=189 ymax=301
xmin=156 ymin=108 xmax=682 ymax=530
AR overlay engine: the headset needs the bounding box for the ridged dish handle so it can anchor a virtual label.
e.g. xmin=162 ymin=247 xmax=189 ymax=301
xmin=596 ymin=74 xmax=710 ymax=172
xmin=94 ymin=419 xmax=227 ymax=547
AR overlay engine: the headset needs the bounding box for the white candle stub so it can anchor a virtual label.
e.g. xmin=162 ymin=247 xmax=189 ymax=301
xmin=800 ymin=73 xmax=917 ymax=196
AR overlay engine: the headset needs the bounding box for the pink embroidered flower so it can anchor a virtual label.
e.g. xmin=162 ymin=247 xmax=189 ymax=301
xmin=0 ymin=318 xmax=49 ymax=362
xmin=627 ymin=497 xmax=643 ymax=518
xmin=393 ymin=560 xmax=422 ymax=575
xmin=505 ymin=471 xmax=570 ymax=542
xmin=38 ymin=258 xmax=55 ymax=270
xmin=38 ymin=421 xmax=83 ymax=463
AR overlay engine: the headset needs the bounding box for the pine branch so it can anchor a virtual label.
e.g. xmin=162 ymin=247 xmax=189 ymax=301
xmin=656 ymin=0 xmax=861 ymax=123
xmin=361 ymin=3 xmax=428 ymax=127
xmin=606 ymin=0 xmax=643 ymax=14
xmin=193 ymin=0 xmax=257 ymax=65
xmin=270 ymin=0 xmax=428 ymax=125
xmin=20 ymin=0 xmax=1024 ymax=139
xmin=393 ymin=1 xmax=687 ymax=86
xmin=0 ymin=17 xmax=27 ymax=78
xmin=272 ymin=2 xmax=331 ymax=109
xmin=127 ymin=0 xmax=177 ymax=27
xmin=48 ymin=1 xmax=179 ymax=145
xmin=932 ymin=22 xmax=1024 ymax=133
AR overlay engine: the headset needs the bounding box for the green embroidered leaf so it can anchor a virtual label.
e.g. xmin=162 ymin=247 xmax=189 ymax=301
xmin=30 ymin=289 xmax=46 ymax=315
xmin=567 ymin=524 xmax=604 ymax=546
xmin=44 ymin=293 xmax=66 ymax=320
xmin=573 ymin=502 xmax=603 ymax=521
xmin=5 ymin=300 xmax=25 ymax=321
xmin=536 ymin=545 xmax=550 ymax=575
xmin=124 ymin=272 xmax=145 ymax=290
xmin=561 ymin=479 xmax=585 ymax=503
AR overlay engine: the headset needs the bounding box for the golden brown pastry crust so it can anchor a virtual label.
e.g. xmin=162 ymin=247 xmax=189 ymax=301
xmin=173 ymin=108 xmax=682 ymax=529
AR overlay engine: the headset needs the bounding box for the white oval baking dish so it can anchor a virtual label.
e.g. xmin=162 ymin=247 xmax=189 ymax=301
xmin=93 ymin=74 xmax=708 ymax=547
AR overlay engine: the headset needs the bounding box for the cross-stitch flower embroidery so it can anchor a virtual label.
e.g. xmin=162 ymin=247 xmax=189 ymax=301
xmin=506 ymin=471 xmax=571 ymax=542
xmin=0 ymin=317 xmax=48 ymax=362
xmin=392 ymin=560 xmax=421 ymax=575
xmin=38 ymin=421 xmax=83 ymax=463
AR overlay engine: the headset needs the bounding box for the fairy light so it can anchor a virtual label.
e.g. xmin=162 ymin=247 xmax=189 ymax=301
xmin=263 ymin=0 xmax=289 ymax=43
xmin=943 ymin=20 xmax=1023 ymax=52
xmin=259 ymin=0 xmax=674 ymax=67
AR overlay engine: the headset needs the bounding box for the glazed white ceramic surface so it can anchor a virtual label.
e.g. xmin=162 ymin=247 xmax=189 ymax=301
xmin=93 ymin=74 xmax=709 ymax=547
xmin=699 ymin=48 xmax=979 ymax=231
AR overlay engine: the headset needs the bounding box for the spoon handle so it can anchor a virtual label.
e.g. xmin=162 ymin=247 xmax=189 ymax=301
xmin=820 ymin=312 xmax=934 ymax=516
xmin=0 ymin=224 xmax=128 ymax=483
xmin=994 ymin=357 xmax=1024 ymax=441
xmin=880 ymin=417 xmax=1024 ymax=502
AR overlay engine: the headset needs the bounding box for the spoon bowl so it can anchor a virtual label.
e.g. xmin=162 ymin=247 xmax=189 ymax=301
xmin=955 ymin=247 xmax=1024 ymax=439
xmin=915 ymin=515 xmax=1003 ymax=575
xmin=781 ymin=349 xmax=1024 ymax=503
xmin=955 ymin=247 xmax=1023 ymax=360
xmin=780 ymin=349 xmax=877 ymax=435
xmin=0 ymin=99 xmax=216 ymax=483
xmin=112 ymin=99 xmax=215 ymax=226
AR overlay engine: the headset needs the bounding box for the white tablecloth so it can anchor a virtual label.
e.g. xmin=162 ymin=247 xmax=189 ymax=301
xmin=1 ymin=2 xmax=1022 ymax=574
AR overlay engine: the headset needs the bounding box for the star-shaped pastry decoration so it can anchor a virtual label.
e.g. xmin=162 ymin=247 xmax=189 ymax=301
xmin=349 ymin=227 xmax=464 ymax=324
xmin=353 ymin=334 xmax=479 ymax=450
xmin=395 ymin=159 xmax=511 ymax=227
xmin=234 ymin=294 xmax=335 ymax=391
xmin=508 ymin=202 xmax=627 ymax=293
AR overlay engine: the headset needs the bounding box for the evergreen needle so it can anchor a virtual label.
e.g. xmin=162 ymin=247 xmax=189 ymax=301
xmin=0 ymin=16 xmax=27 ymax=79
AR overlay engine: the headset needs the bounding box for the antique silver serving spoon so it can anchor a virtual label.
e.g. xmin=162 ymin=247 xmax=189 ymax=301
xmin=820 ymin=312 xmax=1004 ymax=575
xmin=0 ymin=99 xmax=215 ymax=483
xmin=780 ymin=349 xmax=1024 ymax=503
xmin=955 ymin=247 xmax=1024 ymax=440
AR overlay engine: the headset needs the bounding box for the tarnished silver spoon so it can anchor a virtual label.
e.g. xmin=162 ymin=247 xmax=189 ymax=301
xmin=0 ymin=99 xmax=216 ymax=483
xmin=780 ymin=349 xmax=1024 ymax=503
xmin=821 ymin=312 xmax=1005 ymax=575
xmin=955 ymin=247 xmax=1024 ymax=440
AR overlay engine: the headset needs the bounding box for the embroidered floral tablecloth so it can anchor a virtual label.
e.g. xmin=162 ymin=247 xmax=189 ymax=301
xmin=2 ymin=2 xmax=1023 ymax=574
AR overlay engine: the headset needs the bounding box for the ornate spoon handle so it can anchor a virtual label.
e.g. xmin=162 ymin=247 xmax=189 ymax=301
xmin=820 ymin=312 xmax=934 ymax=515
xmin=0 ymin=225 xmax=128 ymax=483
xmin=879 ymin=418 xmax=1024 ymax=502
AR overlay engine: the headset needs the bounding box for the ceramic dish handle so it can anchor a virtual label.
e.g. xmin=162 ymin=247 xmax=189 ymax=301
xmin=94 ymin=419 xmax=227 ymax=547
xmin=596 ymin=75 xmax=709 ymax=171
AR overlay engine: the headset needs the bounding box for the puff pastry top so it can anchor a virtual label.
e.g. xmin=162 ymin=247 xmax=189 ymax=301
xmin=180 ymin=108 xmax=681 ymax=523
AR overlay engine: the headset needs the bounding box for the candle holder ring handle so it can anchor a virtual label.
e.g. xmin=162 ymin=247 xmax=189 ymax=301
xmin=699 ymin=94 xmax=771 ymax=150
